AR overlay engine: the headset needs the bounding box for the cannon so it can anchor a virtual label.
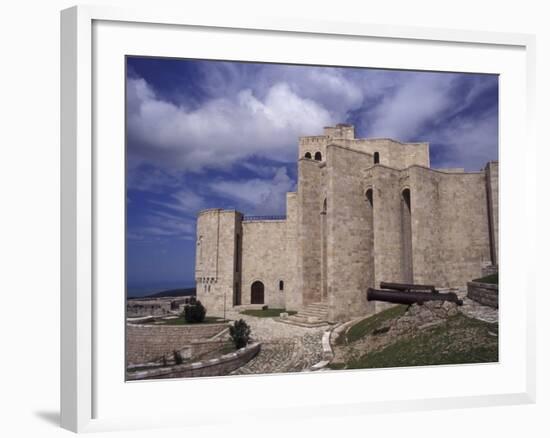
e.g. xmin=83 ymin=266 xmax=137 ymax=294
xmin=380 ymin=281 xmax=438 ymax=293
xmin=367 ymin=287 xmax=463 ymax=306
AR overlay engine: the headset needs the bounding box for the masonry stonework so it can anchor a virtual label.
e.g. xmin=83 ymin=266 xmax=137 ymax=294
xmin=195 ymin=124 xmax=498 ymax=322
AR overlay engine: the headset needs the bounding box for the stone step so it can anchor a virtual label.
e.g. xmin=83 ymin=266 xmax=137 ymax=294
xmin=277 ymin=316 xmax=329 ymax=328
xmin=297 ymin=310 xmax=328 ymax=318
xmin=301 ymin=305 xmax=328 ymax=312
xmin=305 ymin=303 xmax=328 ymax=310
xmin=300 ymin=307 xmax=327 ymax=313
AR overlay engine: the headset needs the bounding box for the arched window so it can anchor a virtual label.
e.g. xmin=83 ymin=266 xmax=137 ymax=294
xmin=304 ymin=152 xmax=312 ymax=159
xmin=366 ymin=188 xmax=373 ymax=207
xmin=314 ymin=151 xmax=322 ymax=161
xmin=279 ymin=280 xmax=284 ymax=291
xmin=402 ymin=188 xmax=411 ymax=211
xmin=374 ymin=152 xmax=380 ymax=164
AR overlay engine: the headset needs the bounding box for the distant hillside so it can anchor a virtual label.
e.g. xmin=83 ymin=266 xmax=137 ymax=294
xmin=146 ymin=287 xmax=196 ymax=298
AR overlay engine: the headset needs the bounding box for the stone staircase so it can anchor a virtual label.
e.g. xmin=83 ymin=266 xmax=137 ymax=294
xmin=278 ymin=302 xmax=330 ymax=328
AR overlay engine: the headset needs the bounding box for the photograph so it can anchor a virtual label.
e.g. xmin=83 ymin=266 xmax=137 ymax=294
xmin=124 ymin=56 xmax=499 ymax=380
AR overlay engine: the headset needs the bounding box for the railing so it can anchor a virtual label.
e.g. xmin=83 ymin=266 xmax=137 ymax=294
xmin=242 ymin=215 xmax=287 ymax=221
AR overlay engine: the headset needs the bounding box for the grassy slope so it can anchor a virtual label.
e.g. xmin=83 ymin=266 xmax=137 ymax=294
xmin=330 ymin=306 xmax=498 ymax=370
xmin=347 ymin=314 xmax=498 ymax=369
xmin=339 ymin=305 xmax=408 ymax=345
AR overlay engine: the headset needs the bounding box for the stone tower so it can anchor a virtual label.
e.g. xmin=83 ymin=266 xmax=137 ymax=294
xmin=195 ymin=209 xmax=242 ymax=316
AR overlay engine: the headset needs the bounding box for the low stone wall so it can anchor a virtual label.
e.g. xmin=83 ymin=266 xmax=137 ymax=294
xmin=126 ymin=323 xmax=228 ymax=364
xmin=127 ymin=343 xmax=261 ymax=380
xmin=127 ymin=300 xmax=172 ymax=318
xmin=467 ymin=282 xmax=498 ymax=308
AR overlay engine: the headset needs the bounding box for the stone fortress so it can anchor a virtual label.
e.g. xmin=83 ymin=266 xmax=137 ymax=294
xmin=195 ymin=124 xmax=498 ymax=323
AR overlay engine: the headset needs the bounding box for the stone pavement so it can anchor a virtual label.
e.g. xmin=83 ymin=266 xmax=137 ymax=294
xmin=227 ymin=311 xmax=327 ymax=375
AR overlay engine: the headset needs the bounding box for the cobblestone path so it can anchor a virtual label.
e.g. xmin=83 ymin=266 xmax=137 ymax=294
xmin=228 ymin=313 xmax=326 ymax=375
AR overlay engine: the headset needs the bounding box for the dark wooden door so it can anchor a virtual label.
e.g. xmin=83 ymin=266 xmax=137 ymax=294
xmin=251 ymin=281 xmax=264 ymax=304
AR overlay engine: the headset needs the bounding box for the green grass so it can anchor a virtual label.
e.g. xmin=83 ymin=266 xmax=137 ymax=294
xmin=240 ymin=308 xmax=297 ymax=318
xmin=151 ymin=316 xmax=226 ymax=325
xmin=346 ymin=314 xmax=498 ymax=369
xmin=339 ymin=305 xmax=408 ymax=345
xmin=473 ymin=273 xmax=498 ymax=284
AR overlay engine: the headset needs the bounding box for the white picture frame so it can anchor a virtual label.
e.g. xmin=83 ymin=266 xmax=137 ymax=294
xmin=60 ymin=4 xmax=536 ymax=433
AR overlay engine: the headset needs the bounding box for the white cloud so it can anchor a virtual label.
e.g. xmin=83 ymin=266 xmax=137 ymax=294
xmin=127 ymin=165 xmax=181 ymax=192
xmin=150 ymin=189 xmax=205 ymax=215
xmin=432 ymin=109 xmax=498 ymax=171
xmin=209 ymin=167 xmax=295 ymax=215
xmin=367 ymin=73 xmax=456 ymax=141
xmin=127 ymin=78 xmax=335 ymax=172
xmin=128 ymin=213 xmax=195 ymax=242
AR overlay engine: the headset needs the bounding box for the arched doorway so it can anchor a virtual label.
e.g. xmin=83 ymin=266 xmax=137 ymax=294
xmin=251 ymin=281 xmax=264 ymax=304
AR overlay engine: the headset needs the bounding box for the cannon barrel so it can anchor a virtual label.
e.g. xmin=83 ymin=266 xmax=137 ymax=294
xmin=380 ymin=281 xmax=438 ymax=293
xmin=367 ymin=288 xmax=463 ymax=306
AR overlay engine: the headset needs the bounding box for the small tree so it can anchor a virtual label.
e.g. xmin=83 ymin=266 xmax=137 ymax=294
xmin=229 ymin=319 xmax=251 ymax=349
xmin=182 ymin=300 xmax=206 ymax=323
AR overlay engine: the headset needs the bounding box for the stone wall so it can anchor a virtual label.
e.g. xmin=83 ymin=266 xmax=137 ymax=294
xmin=408 ymin=167 xmax=492 ymax=288
xmin=298 ymin=128 xmax=429 ymax=170
xmin=485 ymin=161 xmax=499 ymax=264
xmin=326 ymin=144 xmax=375 ymax=321
xmin=299 ymin=136 xmax=328 ymax=161
xmin=467 ymin=282 xmax=498 ymax=308
xmin=126 ymin=323 xmax=227 ymax=364
xmin=127 ymin=343 xmax=261 ymax=380
xmin=349 ymin=138 xmax=430 ymax=169
xmin=196 ymin=209 xmax=241 ymax=316
xmin=436 ymin=171 xmax=492 ymax=286
xmin=284 ymin=192 xmax=300 ymax=311
xmin=126 ymin=300 xmax=172 ymax=318
xmin=297 ymin=158 xmax=323 ymax=306
xmin=367 ymin=166 xmax=408 ymax=296
xmin=241 ymin=219 xmax=288 ymax=309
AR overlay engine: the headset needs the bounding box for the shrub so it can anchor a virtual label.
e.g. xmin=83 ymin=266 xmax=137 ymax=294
xmin=182 ymin=300 xmax=206 ymax=323
xmin=229 ymin=319 xmax=251 ymax=349
xmin=173 ymin=350 xmax=183 ymax=365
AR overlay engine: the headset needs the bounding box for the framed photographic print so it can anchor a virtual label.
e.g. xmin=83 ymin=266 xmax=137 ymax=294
xmin=61 ymin=4 xmax=536 ymax=433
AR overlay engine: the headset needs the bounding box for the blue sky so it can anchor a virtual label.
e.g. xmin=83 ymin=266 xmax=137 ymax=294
xmin=126 ymin=56 xmax=498 ymax=295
